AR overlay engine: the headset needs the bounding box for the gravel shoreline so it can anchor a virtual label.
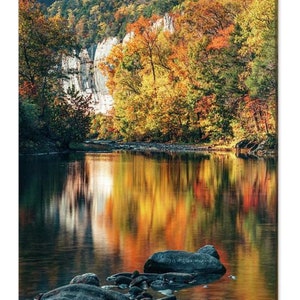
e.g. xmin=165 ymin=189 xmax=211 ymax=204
xmin=76 ymin=140 xmax=233 ymax=153
xmin=20 ymin=139 xmax=277 ymax=157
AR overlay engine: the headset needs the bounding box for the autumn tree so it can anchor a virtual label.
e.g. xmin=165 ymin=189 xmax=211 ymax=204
xmin=169 ymin=0 xmax=242 ymax=141
xmin=19 ymin=0 xmax=77 ymax=112
xmin=19 ymin=0 xmax=93 ymax=152
xmin=101 ymin=0 xmax=240 ymax=142
xmin=235 ymin=0 xmax=277 ymax=137
xmin=101 ymin=15 xmax=179 ymax=141
xmin=99 ymin=0 xmax=277 ymax=144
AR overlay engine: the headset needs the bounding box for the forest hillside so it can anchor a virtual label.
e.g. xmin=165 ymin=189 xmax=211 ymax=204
xmin=20 ymin=0 xmax=277 ymax=152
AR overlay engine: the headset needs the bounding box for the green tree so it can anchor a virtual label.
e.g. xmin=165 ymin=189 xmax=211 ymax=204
xmin=19 ymin=0 xmax=91 ymax=151
xmin=46 ymin=0 xmax=184 ymax=48
xmin=19 ymin=100 xmax=45 ymax=151
xmin=19 ymin=0 xmax=77 ymax=114
xmin=171 ymin=0 xmax=241 ymax=142
xmin=237 ymin=0 xmax=276 ymax=98
xmin=235 ymin=0 xmax=277 ymax=136
xmin=47 ymin=86 xmax=93 ymax=147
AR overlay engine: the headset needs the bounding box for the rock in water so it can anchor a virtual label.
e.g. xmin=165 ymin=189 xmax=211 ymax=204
xmin=144 ymin=246 xmax=226 ymax=275
xmin=38 ymin=283 xmax=129 ymax=300
xmin=196 ymin=245 xmax=220 ymax=259
xmin=70 ymin=273 xmax=100 ymax=286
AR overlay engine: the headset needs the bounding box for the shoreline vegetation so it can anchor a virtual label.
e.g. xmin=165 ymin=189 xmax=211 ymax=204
xmin=19 ymin=137 xmax=277 ymax=158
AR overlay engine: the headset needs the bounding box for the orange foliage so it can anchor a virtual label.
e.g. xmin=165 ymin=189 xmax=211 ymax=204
xmin=175 ymin=0 xmax=234 ymax=39
xmin=167 ymin=41 xmax=190 ymax=80
xmin=207 ymin=25 xmax=235 ymax=50
xmin=99 ymin=44 xmax=124 ymax=93
xmin=19 ymin=0 xmax=35 ymax=10
xmin=195 ymin=95 xmax=216 ymax=117
xmin=241 ymin=94 xmax=273 ymax=134
xmin=126 ymin=15 xmax=160 ymax=36
xmin=19 ymin=81 xmax=37 ymax=98
xmin=125 ymin=15 xmax=162 ymax=84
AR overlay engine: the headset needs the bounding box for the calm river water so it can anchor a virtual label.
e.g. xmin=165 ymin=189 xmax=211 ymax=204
xmin=19 ymin=151 xmax=277 ymax=300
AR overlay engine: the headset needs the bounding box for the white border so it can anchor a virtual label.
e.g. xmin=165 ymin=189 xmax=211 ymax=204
xmin=1 ymin=0 xmax=298 ymax=298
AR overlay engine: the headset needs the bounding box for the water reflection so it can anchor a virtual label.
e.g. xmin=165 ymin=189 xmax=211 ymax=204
xmin=19 ymin=152 xmax=277 ymax=300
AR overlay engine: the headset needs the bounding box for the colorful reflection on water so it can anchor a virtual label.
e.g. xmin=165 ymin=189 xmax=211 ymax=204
xmin=19 ymin=151 xmax=277 ymax=300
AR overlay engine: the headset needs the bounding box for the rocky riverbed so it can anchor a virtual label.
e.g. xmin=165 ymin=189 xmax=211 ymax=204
xmin=69 ymin=138 xmax=277 ymax=157
xmin=34 ymin=245 xmax=228 ymax=300
xmin=20 ymin=137 xmax=277 ymax=157
xmin=69 ymin=140 xmax=224 ymax=153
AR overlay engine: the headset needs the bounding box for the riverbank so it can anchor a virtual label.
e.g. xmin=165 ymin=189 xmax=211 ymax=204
xmin=20 ymin=138 xmax=277 ymax=157
xmin=69 ymin=140 xmax=231 ymax=153
xmin=69 ymin=139 xmax=277 ymax=157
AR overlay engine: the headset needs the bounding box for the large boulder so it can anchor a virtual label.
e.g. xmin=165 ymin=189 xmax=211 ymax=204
xmin=36 ymin=276 xmax=129 ymax=300
xmin=38 ymin=284 xmax=129 ymax=300
xmin=144 ymin=245 xmax=226 ymax=275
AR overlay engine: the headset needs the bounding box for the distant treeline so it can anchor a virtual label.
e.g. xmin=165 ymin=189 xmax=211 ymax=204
xmin=45 ymin=0 xmax=184 ymax=47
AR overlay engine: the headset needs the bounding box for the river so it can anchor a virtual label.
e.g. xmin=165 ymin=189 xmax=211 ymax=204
xmin=19 ymin=151 xmax=277 ymax=300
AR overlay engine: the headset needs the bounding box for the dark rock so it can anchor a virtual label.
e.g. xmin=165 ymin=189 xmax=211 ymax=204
xmin=196 ymin=245 xmax=220 ymax=259
xmin=39 ymin=283 xmax=129 ymax=300
xmin=136 ymin=291 xmax=153 ymax=299
xmin=128 ymin=286 xmax=144 ymax=296
xmin=107 ymin=271 xmax=158 ymax=283
xmin=129 ymin=275 xmax=150 ymax=288
xmin=70 ymin=272 xmax=100 ymax=286
xmin=156 ymin=272 xmax=195 ymax=283
xmin=114 ymin=275 xmax=132 ymax=286
xmin=144 ymin=246 xmax=226 ymax=275
xmin=36 ymin=246 xmax=227 ymax=299
xmin=131 ymin=270 xmax=141 ymax=278
xmin=107 ymin=272 xmax=133 ymax=282
xmin=150 ymin=279 xmax=187 ymax=291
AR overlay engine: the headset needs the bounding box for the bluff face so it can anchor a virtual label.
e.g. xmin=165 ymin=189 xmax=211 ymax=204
xmin=61 ymin=37 xmax=118 ymax=114
xmin=61 ymin=14 xmax=174 ymax=115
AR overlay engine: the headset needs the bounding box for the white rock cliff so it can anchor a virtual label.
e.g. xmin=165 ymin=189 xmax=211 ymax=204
xmin=62 ymin=37 xmax=118 ymax=114
xmin=61 ymin=14 xmax=174 ymax=115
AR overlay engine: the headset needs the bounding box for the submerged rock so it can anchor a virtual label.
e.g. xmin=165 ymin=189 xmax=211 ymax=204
xmin=156 ymin=272 xmax=195 ymax=283
xmin=150 ymin=273 xmax=224 ymax=291
xmin=144 ymin=245 xmax=226 ymax=275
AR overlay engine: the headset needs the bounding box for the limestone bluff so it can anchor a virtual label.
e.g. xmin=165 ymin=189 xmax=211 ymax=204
xmin=61 ymin=14 xmax=175 ymax=115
